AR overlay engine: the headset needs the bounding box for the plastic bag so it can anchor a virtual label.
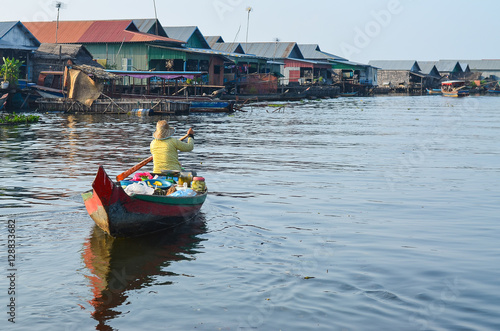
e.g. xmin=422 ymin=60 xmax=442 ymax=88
xmin=168 ymin=189 xmax=197 ymax=197
xmin=132 ymin=172 xmax=153 ymax=181
xmin=124 ymin=181 xmax=155 ymax=195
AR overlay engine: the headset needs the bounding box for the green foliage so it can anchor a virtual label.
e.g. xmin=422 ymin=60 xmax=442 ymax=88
xmin=1 ymin=57 xmax=24 ymax=86
xmin=0 ymin=113 xmax=40 ymax=125
xmin=103 ymin=62 xmax=118 ymax=70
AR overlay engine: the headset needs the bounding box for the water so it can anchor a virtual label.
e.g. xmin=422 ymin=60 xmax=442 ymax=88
xmin=1 ymin=96 xmax=499 ymax=330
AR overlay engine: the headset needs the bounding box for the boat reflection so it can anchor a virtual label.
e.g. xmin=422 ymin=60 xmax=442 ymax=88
xmin=82 ymin=218 xmax=207 ymax=330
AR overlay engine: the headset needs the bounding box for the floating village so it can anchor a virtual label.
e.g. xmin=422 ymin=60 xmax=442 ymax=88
xmin=1 ymin=19 xmax=500 ymax=115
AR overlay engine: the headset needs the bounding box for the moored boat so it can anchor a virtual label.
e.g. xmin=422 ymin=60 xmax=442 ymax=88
xmin=441 ymin=80 xmax=469 ymax=97
xmin=31 ymin=71 xmax=65 ymax=98
xmin=82 ymin=166 xmax=207 ymax=237
xmin=426 ymin=88 xmax=442 ymax=95
xmin=189 ymin=101 xmax=234 ymax=113
xmin=340 ymin=91 xmax=359 ymax=97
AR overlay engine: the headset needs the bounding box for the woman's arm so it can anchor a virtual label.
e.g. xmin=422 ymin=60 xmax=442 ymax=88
xmin=175 ymin=128 xmax=195 ymax=152
xmin=180 ymin=128 xmax=194 ymax=141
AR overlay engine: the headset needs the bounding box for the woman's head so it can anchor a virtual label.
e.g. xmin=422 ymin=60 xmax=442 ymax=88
xmin=153 ymin=120 xmax=176 ymax=139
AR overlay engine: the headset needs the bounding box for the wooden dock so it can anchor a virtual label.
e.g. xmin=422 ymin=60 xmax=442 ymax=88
xmin=35 ymin=98 xmax=190 ymax=115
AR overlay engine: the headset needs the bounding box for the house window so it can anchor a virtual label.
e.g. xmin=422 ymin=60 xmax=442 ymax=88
xmin=200 ymin=60 xmax=209 ymax=71
xmin=122 ymin=58 xmax=133 ymax=71
xmin=214 ymin=65 xmax=221 ymax=74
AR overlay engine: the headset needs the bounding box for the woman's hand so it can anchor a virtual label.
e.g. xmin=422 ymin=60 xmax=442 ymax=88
xmin=180 ymin=128 xmax=194 ymax=141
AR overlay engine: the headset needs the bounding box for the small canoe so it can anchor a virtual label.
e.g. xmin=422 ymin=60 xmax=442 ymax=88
xmin=82 ymin=166 xmax=207 ymax=237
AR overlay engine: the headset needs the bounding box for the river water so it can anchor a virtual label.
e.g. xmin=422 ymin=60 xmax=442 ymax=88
xmin=1 ymin=95 xmax=499 ymax=330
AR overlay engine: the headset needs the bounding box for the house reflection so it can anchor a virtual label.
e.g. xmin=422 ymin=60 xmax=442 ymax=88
xmin=81 ymin=218 xmax=207 ymax=330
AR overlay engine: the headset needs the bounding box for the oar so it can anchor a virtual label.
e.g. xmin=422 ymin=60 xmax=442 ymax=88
xmin=116 ymin=156 xmax=153 ymax=182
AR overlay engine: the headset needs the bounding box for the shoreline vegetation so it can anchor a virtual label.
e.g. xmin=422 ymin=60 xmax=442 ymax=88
xmin=0 ymin=113 xmax=40 ymax=125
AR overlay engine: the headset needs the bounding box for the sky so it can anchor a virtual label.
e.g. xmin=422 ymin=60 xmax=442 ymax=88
xmin=2 ymin=0 xmax=499 ymax=64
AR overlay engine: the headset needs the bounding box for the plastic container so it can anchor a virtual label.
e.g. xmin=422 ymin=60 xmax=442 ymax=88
xmin=191 ymin=177 xmax=206 ymax=192
xmin=160 ymin=170 xmax=180 ymax=182
xmin=144 ymin=178 xmax=172 ymax=189
xmin=120 ymin=180 xmax=135 ymax=188
xmin=130 ymin=108 xmax=153 ymax=116
xmin=178 ymin=172 xmax=193 ymax=187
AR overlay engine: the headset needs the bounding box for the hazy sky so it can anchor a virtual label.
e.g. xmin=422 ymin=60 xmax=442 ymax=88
xmin=2 ymin=0 xmax=499 ymax=64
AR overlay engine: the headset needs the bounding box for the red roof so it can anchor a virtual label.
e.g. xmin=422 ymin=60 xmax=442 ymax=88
xmin=23 ymin=20 xmax=183 ymax=44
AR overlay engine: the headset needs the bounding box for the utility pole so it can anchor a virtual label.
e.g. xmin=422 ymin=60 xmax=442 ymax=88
xmin=55 ymin=2 xmax=64 ymax=44
xmin=153 ymin=0 xmax=159 ymax=35
xmin=245 ymin=7 xmax=253 ymax=44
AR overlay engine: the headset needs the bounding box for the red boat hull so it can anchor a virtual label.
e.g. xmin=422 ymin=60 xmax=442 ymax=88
xmin=83 ymin=166 xmax=207 ymax=237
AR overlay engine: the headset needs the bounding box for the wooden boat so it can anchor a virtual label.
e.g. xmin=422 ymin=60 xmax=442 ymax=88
xmin=31 ymin=71 xmax=65 ymax=98
xmin=340 ymin=91 xmax=358 ymax=97
xmin=441 ymin=80 xmax=469 ymax=97
xmin=426 ymin=88 xmax=442 ymax=95
xmin=82 ymin=166 xmax=207 ymax=237
xmin=487 ymin=89 xmax=500 ymax=94
xmin=189 ymin=101 xmax=234 ymax=113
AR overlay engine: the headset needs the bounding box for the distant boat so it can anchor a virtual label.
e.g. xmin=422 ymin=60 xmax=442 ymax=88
xmin=189 ymin=101 xmax=234 ymax=113
xmin=340 ymin=91 xmax=358 ymax=97
xmin=441 ymin=80 xmax=469 ymax=97
xmin=426 ymin=88 xmax=442 ymax=95
xmin=487 ymin=89 xmax=500 ymax=94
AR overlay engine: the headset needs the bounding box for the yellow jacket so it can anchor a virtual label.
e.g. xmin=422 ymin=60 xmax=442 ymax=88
xmin=150 ymin=137 xmax=194 ymax=172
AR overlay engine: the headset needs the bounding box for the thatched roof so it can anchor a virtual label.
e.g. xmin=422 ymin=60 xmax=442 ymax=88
xmin=72 ymin=64 xmax=121 ymax=80
xmin=35 ymin=43 xmax=102 ymax=68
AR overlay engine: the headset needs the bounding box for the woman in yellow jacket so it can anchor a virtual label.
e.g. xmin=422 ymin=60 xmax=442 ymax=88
xmin=150 ymin=120 xmax=194 ymax=173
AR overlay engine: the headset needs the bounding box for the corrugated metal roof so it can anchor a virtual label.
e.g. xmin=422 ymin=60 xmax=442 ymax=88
xmin=23 ymin=20 xmax=183 ymax=44
xmin=240 ymin=42 xmax=303 ymax=59
xmin=298 ymin=44 xmax=321 ymax=59
xmin=368 ymin=60 xmax=419 ymax=71
xmin=184 ymin=46 xmax=264 ymax=61
xmin=163 ymin=26 xmax=210 ymax=49
xmin=298 ymin=44 xmax=347 ymax=61
xmin=452 ymin=59 xmax=500 ymax=71
xmin=152 ymin=45 xmax=265 ymax=62
xmin=332 ymin=59 xmax=371 ymax=69
xmin=0 ymin=21 xmax=40 ymax=48
xmin=133 ymin=19 xmax=167 ymax=37
xmin=435 ymin=60 xmax=462 ymax=73
xmin=163 ymin=26 xmax=196 ymax=43
xmin=205 ymin=36 xmax=224 ymax=48
xmin=417 ymin=61 xmax=439 ymax=74
xmin=0 ymin=21 xmax=17 ymax=38
xmin=0 ymin=40 xmax=38 ymax=50
xmin=211 ymin=42 xmax=245 ymax=54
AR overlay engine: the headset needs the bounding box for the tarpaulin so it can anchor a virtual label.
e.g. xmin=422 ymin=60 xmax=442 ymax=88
xmin=67 ymin=69 xmax=102 ymax=107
